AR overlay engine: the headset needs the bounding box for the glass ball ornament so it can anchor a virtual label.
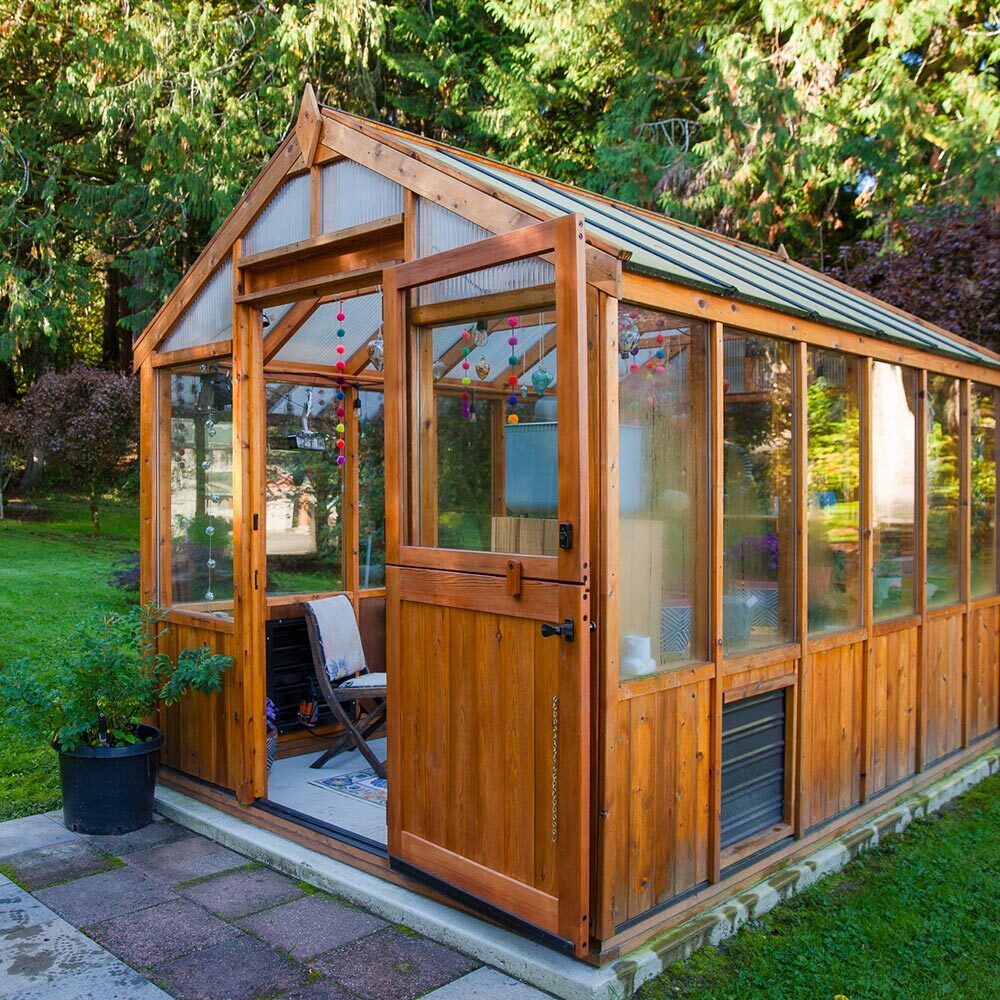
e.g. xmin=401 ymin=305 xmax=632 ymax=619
xmin=531 ymin=366 xmax=554 ymax=396
xmin=619 ymin=314 xmax=640 ymax=359
xmin=205 ymin=525 xmax=215 ymax=537
xmin=210 ymin=493 xmax=221 ymax=505
xmin=201 ymin=459 xmax=212 ymax=470
xmin=520 ymin=384 xmax=529 ymax=398
xmin=206 ymin=558 xmax=217 ymax=570
xmin=432 ymin=359 xmax=446 ymax=379
xmin=204 ymin=590 xmax=214 ymax=601
xmin=473 ymin=324 xmax=488 ymax=347
xmin=205 ymin=418 xmax=214 ymax=430
xmin=367 ymin=333 xmax=385 ymax=372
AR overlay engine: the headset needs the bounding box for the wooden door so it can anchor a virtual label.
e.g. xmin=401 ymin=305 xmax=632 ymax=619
xmin=383 ymin=216 xmax=592 ymax=955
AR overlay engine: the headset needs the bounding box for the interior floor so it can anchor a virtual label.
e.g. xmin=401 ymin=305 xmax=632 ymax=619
xmin=265 ymin=737 xmax=388 ymax=848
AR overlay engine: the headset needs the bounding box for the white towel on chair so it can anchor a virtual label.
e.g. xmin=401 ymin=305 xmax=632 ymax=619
xmin=305 ymin=594 xmax=368 ymax=683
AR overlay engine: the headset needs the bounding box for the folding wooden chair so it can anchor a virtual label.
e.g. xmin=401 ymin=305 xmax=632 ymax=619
xmin=301 ymin=595 xmax=387 ymax=778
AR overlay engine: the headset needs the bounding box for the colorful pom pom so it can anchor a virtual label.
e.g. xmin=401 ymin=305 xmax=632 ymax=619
xmin=656 ymin=333 xmax=665 ymax=344
xmin=335 ymin=361 xmax=345 ymax=371
xmin=336 ymin=422 xmax=345 ymax=433
xmin=507 ymin=393 xmax=518 ymax=405
xmin=336 ymin=454 xmax=346 ymax=466
xmin=462 ymin=376 xmax=471 ymax=385
xmin=507 ymin=316 xmax=519 ymax=328
xmin=336 ymin=345 xmax=345 ymax=354
xmin=336 ymin=328 xmax=346 ymax=338
xmin=462 ymin=360 xmax=471 ymax=370
xmin=508 ymin=355 xmax=518 ymax=366
xmin=655 ymin=365 xmax=665 ymax=374
xmin=629 ymin=363 xmax=639 ymax=374
xmin=655 ymin=349 xmax=665 ymax=360
xmin=336 ymin=438 xmax=346 ymax=450
xmin=508 ymin=375 xmax=518 ymax=386
xmin=462 ymin=330 xmax=472 ymax=340
xmin=336 ymin=311 xmax=346 ymax=322
xmin=508 ymin=336 xmax=518 ymax=346
xmin=507 ymin=413 xmax=519 ymax=424
xmin=461 ymin=346 xmax=471 ymax=356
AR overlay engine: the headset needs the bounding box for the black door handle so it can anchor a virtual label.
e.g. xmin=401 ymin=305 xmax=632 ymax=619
xmin=540 ymin=618 xmax=575 ymax=642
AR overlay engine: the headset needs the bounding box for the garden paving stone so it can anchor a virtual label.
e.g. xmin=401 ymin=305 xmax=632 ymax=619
xmin=312 ymin=927 xmax=478 ymax=1000
xmin=85 ymin=898 xmax=241 ymax=967
xmin=238 ymin=893 xmax=386 ymax=959
xmin=423 ymin=966 xmax=554 ymax=998
xmin=3 ymin=838 xmax=121 ymax=890
xmin=0 ymin=814 xmax=78 ymax=860
xmin=153 ymin=933 xmax=306 ymax=1000
xmin=175 ymin=863 xmax=304 ymax=918
xmin=84 ymin=816 xmax=193 ymax=855
xmin=36 ymin=865 xmax=177 ymax=925
xmin=275 ymin=981 xmax=355 ymax=1000
xmin=125 ymin=834 xmax=247 ymax=885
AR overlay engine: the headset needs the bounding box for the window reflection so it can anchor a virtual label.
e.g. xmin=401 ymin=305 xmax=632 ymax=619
xmin=871 ymin=363 xmax=917 ymax=621
xmin=807 ymin=348 xmax=861 ymax=633
xmin=926 ymin=375 xmax=962 ymax=608
xmin=618 ymin=307 xmax=709 ymax=676
xmin=723 ymin=332 xmax=795 ymax=653
xmin=971 ymin=383 xmax=997 ymax=599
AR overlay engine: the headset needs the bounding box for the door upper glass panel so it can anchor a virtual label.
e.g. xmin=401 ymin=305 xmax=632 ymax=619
xmin=407 ymin=258 xmax=562 ymax=557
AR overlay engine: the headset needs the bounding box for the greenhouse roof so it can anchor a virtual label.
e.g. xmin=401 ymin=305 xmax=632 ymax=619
xmin=331 ymin=110 xmax=999 ymax=371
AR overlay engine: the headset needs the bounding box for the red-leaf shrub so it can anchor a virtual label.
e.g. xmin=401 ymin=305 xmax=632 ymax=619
xmin=0 ymin=403 xmax=29 ymax=520
xmin=25 ymin=364 xmax=139 ymax=534
xmin=828 ymin=210 xmax=1000 ymax=352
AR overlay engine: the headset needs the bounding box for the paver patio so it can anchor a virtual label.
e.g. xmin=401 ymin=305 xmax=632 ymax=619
xmin=0 ymin=811 xmax=551 ymax=1000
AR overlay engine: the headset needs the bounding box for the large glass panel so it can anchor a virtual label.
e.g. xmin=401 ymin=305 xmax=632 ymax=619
xmin=358 ymin=389 xmax=386 ymax=588
xmin=166 ymin=362 xmax=235 ymax=614
xmin=927 ymin=374 xmax=962 ymax=607
xmin=409 ymin=260 xmax=561 ymax=556
xmin=807 ymin=348 xmax=861 ymax=633
xmin=971 ymin=383 xmax=997 ymax=598
xmin=159 ymin=260 xmax=233 ymax=354
xmin=872 ymin=363 xmax=917 ymax=621
xmin=618 ymin=307 xmax=710 ymax=675
xmin=722 ymin=331 xmax=795 ymax=654
xmin=264 ymin=380 xmax=344 ymax=595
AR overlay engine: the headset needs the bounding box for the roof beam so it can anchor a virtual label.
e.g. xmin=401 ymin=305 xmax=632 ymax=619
xmin=235 ymin=263 xmax=396 ymax=310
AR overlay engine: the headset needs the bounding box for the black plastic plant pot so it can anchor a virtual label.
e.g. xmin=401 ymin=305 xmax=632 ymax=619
xmin=58 ymin=724 xmax=165 ymax=835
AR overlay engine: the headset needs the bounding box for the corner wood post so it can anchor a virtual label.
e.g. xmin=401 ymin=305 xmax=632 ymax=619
xmin=232 ymin=241 xmax=268 ymax=805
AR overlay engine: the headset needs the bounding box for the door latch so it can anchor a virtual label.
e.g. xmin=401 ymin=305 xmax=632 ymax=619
xmin=540 ymin=618 xmax=575 ymax=642
xmin=558 ymin=522 xmax=573 ymax=550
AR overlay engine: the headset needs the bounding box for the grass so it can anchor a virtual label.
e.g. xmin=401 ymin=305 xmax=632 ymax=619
xmin=0 ymin=489 xmax=139 ymax=821
xmin=640 ymin=773 xmax=1000 ymax=999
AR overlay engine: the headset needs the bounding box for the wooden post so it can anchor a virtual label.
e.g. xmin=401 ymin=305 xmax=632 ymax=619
xmin=916 ymin=368 xmax=929 ymax=771
xmin=344 ymin=382 xmax=361 ymax=612
xmin=960 ymin=378 xmax=972 ymax=748
xmin=860 ymin=358 xmax=875 ymax=802
xmin=794 ymin=341 xmax=810 ymax=835
xmin=708 ymin=320 xmax=725 ymax=881
xmin=157 ymin=372 xmax=174 ymax=607
xmin=139 ymin=361 xmax=157 ymax=605
xmin=231 ymin=241 xmax=268 ymax=805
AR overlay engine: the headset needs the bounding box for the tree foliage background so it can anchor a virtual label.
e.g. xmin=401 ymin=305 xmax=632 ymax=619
xmin=2 ymin=0 xmax=997 ymax=399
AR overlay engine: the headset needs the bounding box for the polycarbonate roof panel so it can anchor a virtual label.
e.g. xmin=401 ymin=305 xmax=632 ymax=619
xmin=382 ymin=134 xmax=994 ymax=369
xmin=274 ymin=293 xmax=382 ymax=367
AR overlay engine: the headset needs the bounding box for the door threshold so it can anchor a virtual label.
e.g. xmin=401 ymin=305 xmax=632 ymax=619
xmin=254 ymin=797 xmax=388 ymax=858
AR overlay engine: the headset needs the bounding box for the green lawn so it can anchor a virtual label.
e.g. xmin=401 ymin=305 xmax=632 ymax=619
xmin=641 ymin=772 xmax=1000 ymax=999
xmin=0 ymin=490 xmax=138 ymax=821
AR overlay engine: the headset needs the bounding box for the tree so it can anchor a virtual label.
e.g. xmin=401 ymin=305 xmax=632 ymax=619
xmin=25 ymin=364 xmax=138 ymax=534
xmin=0 ymin=403 xmax=28 ymax=520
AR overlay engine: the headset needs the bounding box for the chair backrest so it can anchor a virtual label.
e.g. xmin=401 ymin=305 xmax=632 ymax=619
xmin=302 ymin=595 xmax=368 ymax=684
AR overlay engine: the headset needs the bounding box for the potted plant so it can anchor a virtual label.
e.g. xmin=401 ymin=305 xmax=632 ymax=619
xmin=266 ymin=696 xmax=279 ymax=772
xmin=0 ymin=605 xmax=232 ymax=835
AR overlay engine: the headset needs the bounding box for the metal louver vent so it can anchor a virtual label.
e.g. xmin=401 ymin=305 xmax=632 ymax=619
xmin=721 ymin=688 xmax=786 ymax=848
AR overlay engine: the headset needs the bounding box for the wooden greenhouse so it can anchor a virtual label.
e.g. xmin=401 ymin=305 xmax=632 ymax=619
xmin=135 ymin=87 xmax=1000 ymax=962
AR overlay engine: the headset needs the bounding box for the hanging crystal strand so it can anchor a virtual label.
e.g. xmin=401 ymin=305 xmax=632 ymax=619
xmin=334 ymin=306 xmax=347 ymax=467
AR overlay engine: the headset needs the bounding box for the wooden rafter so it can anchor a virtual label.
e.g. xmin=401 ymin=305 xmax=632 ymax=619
xmin=262 ymin=299 xmax=321 ymax=365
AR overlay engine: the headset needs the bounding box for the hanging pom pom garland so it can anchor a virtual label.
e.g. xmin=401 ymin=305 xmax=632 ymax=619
xmin=506 ymin=316 xmax=520 ymax=424
xmin=334 ymin=306 xmax=347 ymax=466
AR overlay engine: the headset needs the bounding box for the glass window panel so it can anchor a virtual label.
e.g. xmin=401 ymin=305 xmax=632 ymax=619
xmin=159 ymin=260 xmax=233 ymax=354
xmin=971 ymin=383 xmax=998 ymax=598
xmin=243 ymin=174 xmax=311 ymax=256
xmin=358 ymin=390 xmax=386 ymax=588
xmin=409 ymin=262 xmax=560 ymax=556
xmin=166 ymin=363 xmax=235 ymax=615
xmin=872 ymin=363 xmax=918 ymax=621
xmin=321 ymin=160 xmax=403 ymax=232
xmin=926 ymin=374 xmax=962 ymax=608
xmin=722 ymin=331 xmax=795 ymax=654
xmin=264 ymin=380 xmax=343 ymax=595
xmin=618 ymin=306 xmax=710 ymax=675
xmin=807 ymin=348 xmax=861 ymax=633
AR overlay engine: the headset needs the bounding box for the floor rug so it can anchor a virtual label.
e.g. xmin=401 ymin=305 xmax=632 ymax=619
xmin=309 ymin=768 xmax=387 ymax=807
